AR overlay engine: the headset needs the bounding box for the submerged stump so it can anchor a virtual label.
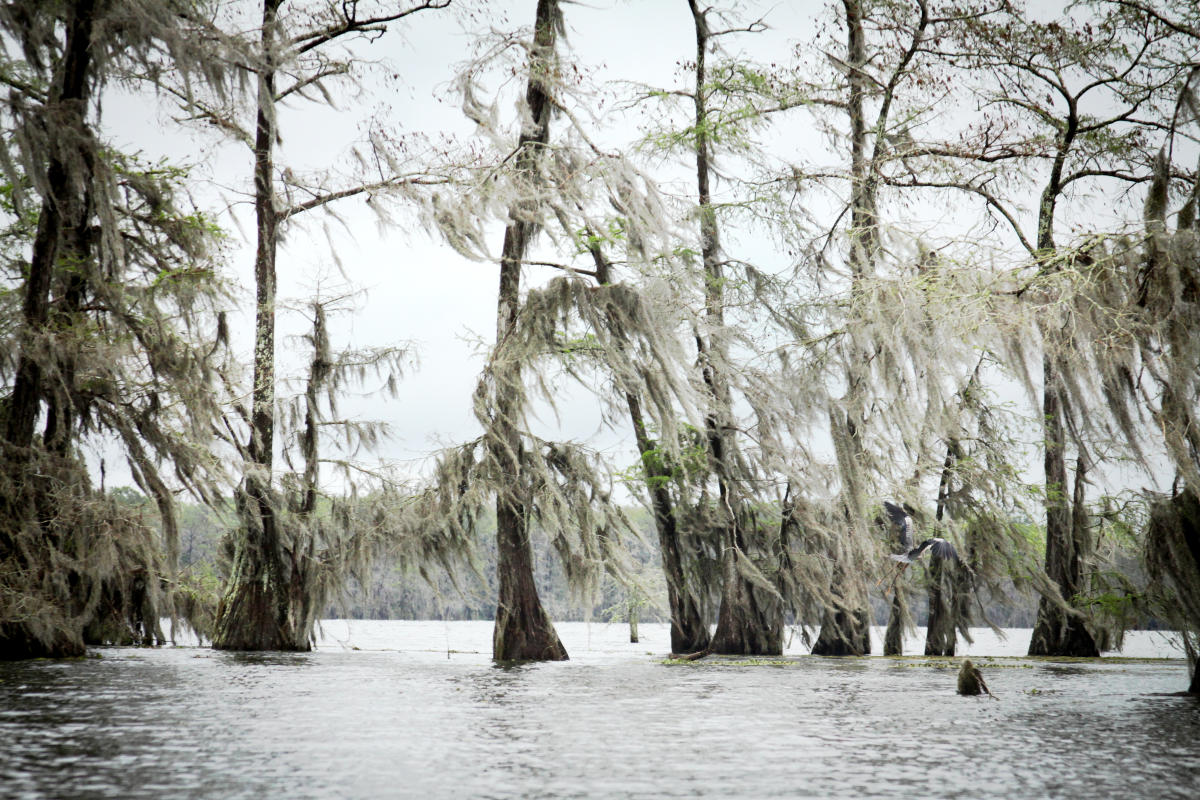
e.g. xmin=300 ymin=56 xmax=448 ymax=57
xmin=957 ymin=658 xmax=993 ymax=698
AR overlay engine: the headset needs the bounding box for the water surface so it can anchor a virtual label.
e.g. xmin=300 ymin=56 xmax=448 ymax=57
xmin=1 ymin=622 xmax=1196 ymax=799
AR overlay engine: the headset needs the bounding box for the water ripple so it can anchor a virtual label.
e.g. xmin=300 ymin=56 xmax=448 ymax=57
xmin=0 ymin=622 xmax=1195 ymax=799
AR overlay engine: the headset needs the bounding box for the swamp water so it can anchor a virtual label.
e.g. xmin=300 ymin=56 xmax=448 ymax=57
xmin=1 ymin=621 xmax=1197 ymax=799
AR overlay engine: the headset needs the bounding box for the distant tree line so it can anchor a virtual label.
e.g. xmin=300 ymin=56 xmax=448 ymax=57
xmin=162 ymin=493 xmax=1148 ymax=633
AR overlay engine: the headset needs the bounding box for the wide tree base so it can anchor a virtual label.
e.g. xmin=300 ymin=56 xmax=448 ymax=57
xmin=492 ymin=493 xmax=568 ymax=662
xmin=709 ymin=576 xmax=781 ymax=656
xmin=924 ymin=639 xmax=956 ymax=657
xmin=662 ymin=562 xmax=710 ymax=655
xmin=1146 ymin=490 xmax=1200 ymax=694
xmin=0 ymin=623 xmax=85 ymax=661
xmin=493 ymin=604 xmax=568 ymax=662
xmin=1 ymin=451 xmax=168 ymax=660
xmin=811 ymin=607 xmax=871 ymax=656
xmin=669 ymin=619 xmax=711 ymax=657
xmin=1027 ymin=605 xmax=1099 ymax=657
xmin=925 ymin=606 xmax=958 ymax=656
xmin=212 ymin=580 xmax=311 ymax=652
xmin=883 ymin=592 xmax=905 ymax=656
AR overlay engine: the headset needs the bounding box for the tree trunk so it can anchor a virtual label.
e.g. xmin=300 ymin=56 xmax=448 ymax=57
xmin=4 ymin=0 xmax=97 ymax=456
xmin=814 ymin=456 xmax=871 ymax=656
xmin=1146 ymin=489 xmax=1200 ymax=694
xmin=579 ymin=232 xmax=710 ymax=655
xmin=923 ymin=444 xmax=963 ymax=656
xmin=1028 ymin=372 xmax=1098 ymax=657
xmin=811 ymin=611 xmax=870 ymax=656
xmin=821 ymin=0 xmax=879 ymax=654
xmin=883 ymin=590 xmax=905 ymax=656
xmin=823 ymin=1 xmax=930 ymax=659
xmin=1026 ymin=107 xmax=1096 ymax=657
xmin=842 ymin=0 xmax=879 ymax=280
xmin=811 ymin=567 xmax=871 ymax=656
xmin=627 ymin=394 xmax=710 ymax=653
xmin=924 ymin=556 xmax=956 ymax=656
xmin=493 ymin=487 xmax=565 ymax=660
xmin=490 ymin=0 xmax=566 ymax=662
xmin=711 ymin=544 xmax=783 ymax=655
xmin=813 ymin=410 xmax=872 ymax=655
xmin=213 ymin=0 xmax=308 ymax=652
xmin=688 ymin=0 xmax=781 ymax=657
xmin=0 ymin=0 xmax=98 ymax=661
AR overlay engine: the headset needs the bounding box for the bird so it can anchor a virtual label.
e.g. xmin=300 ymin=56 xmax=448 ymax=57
xmin=883 ymin=500 xmax=961 ymax=565
xmin=957 ymin=658 xmax=996 ymax=698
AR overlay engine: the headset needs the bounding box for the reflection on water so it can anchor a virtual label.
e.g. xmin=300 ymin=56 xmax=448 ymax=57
xmin=1 ymin=621 xmax=1196 ymax=799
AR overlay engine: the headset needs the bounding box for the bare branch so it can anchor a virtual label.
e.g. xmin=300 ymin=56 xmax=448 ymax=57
xmin=885 ymin=176 xmax=1036 ymax=255
xmin=1059 ymin=168 xmax=1150 ymax=188
xmin=521 ymin=260 xmax=600 ymax=279
xmin=870 ymin=0 xmax=929 ymax=168
xmin=275 ymin=62 xmax=351 ymax=102
xmin=291 ymin=1 xmax=452 ymax=55
xmin=281 ymin=174 xmax=449 ymax=219
xmin=157 ymin=82 xmax=254 ymax=149
xmin=1109 ymin=0 xmax=1200 ymax=40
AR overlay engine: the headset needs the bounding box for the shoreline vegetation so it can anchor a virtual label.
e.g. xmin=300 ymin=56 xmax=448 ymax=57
xmin=166 ymin=498 xmax=1166 ymax=631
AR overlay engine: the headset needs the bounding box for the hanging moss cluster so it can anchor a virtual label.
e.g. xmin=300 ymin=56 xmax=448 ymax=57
xmin=0 ymin=448 xmax=170 ymax=658
xmin=1145 ymin=489 xmax=1200 ymax=694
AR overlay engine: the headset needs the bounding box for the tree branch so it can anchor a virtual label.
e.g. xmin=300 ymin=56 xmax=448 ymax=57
xmin=886 ymin=177 xmax=1035 ymax=255
xmin=520 ymin=260 xmax=599 ymax=279
xmin=275 ymin=62 xmax=351 ymax=102
xmin=281 ymin=173 xmax=449 ymax=219
xmin=0 ymin=72 xmax=46 ymax=101
xmin=158 ymin=82 xmax=253 ymax=149
xmin=904 ymin=143 xmax=1049 ymax=163
xmin=870 ymin=0 xmax=929 ymax=170
xmin=291 ymin=1 xmax=451 ymax=55
xmin=1059 ymin=168 xmax=1149 ymax=188
xmin=1110 ymin=1 xmax=1200 ymax=41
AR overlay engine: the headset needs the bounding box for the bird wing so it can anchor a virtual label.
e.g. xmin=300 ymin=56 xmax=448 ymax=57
xmin=927 ymin=538 xmax=960 ymax=562
xmin=883 ymin=501 xmax=915 ymax=550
